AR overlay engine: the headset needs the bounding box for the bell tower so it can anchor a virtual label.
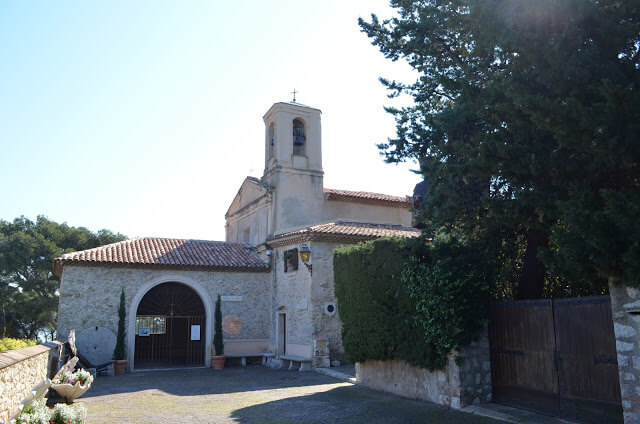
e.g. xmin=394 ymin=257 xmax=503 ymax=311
xmin=262 ymin=102 xmax=324 ymax=234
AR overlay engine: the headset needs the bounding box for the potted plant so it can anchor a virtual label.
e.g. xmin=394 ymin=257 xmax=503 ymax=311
xmin=211 ymin=294 xmax=225 ymax=369
xmin=51 ymin=363 xmax=94 ymax=403
xmin=113 ymin=288 xmax=127 ymax=375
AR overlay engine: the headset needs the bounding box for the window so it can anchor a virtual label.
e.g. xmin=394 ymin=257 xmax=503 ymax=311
xmin=136 ymin=316 xmax=166 ymax=335
xmin=243 ymin=228 xmax=251 ymax=243
xmin=284 ymin=248 xmax=298 ymax=272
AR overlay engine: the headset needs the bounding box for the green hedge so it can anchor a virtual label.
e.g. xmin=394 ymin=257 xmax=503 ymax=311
xmin=334 ymin=237 xmax=436 ymax=368
xmin=0 ymin=338 xmax=38 ymax=353
xmin=334 ymin=237 xmax=490 ymax=370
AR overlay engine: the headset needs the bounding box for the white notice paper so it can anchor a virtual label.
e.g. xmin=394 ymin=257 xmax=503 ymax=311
xmin=191 ymin=325 xmax=200 ymax=341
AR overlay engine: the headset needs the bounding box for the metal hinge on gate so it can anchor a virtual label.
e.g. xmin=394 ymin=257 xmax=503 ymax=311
xmin=594 ymin=355 xmax=617 ymax=365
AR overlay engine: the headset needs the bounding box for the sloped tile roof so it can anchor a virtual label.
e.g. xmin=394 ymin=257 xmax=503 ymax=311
xmin=53 ymin=238 xmax=269 ymax=276
xmin=324 ymin=188 xmax=411 ymax=208
xmin=267 ymin=221 xmax=421 ymax=247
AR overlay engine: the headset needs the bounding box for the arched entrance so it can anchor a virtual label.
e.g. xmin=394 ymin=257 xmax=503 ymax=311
xmin=134 ymin=282 xmax=206 ymax=368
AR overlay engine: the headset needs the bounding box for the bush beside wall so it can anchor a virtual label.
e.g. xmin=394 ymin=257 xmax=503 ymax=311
xmin=334 ymin=237 xmax=490 ymax=371
xmin=0 ymin=338 xmax=37 ymax=353
xmin=334 ymin=237 xmax=437 ymax=369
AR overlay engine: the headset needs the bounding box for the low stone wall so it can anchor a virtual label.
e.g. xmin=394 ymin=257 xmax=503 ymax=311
xmin=609 ymin=280 xmax=640 ymax=424
xmin=0 ymin=341 xmax=63 ymax=423
xmin=355 ymin=331 xmax=491 ymax=408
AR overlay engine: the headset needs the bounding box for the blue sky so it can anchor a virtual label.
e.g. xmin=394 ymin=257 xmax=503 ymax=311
xmin=0 ymin=1 xmax=419 ymax=241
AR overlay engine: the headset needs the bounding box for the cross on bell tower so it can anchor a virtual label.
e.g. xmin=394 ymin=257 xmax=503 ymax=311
xmin=291 ymin=89 xmax=298 ymax=103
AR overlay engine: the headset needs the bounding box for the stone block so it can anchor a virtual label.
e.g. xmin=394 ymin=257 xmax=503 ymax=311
xmin=618 ymin=354 xmax=629 ymax=367
xmin=615 ymin=323 xmax=637 ymax=339
xmin=617 ymin=340 xmax=634 ymax=352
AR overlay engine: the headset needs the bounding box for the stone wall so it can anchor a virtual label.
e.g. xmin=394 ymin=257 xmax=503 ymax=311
xmin=310 ymin=241 xmax=346 ymax=363
xmin=57 ymin=266 xmax=271 ymax=369
xmin=356 ymin=330 xmax=491 ymax=408
xmin=609 ymin=280 xmax=640 ymax=424
xmin=271 ymin=241 xmax=350 ymax=363
xmin=0 ymin=342 xmax=63 ymax=423
xmin=271 ymin=246 xmax=314 ymax=357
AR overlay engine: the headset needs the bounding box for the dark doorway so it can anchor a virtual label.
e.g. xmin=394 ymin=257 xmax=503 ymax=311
xmin=135 ymin=282 xmax=206 ymax=369
xmin=489 ymin=296 xmax=622 ymax=424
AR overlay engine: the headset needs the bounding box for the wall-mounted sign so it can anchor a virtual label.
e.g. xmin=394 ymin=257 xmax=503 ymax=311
xmin=221 ymin=295 xmax=243 ymax=302
xmin=138 ymin=328 xmax=150 ymax=337
xmin=191 ymin=325 xmax=201 ymax=341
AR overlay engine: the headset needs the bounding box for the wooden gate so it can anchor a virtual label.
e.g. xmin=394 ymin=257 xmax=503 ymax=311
xmin=134 ymin=282 xmax=206 ymax=369
xmin=489 ymin=296 xmax=622 ymax=424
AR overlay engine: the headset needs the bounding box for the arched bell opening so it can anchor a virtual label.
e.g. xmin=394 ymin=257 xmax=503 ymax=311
xmin=268 ymin=122 xmax=275 ymax=159
xmin=134 ymin=282 xmax=206 ymax=369
xmin=292 ymin=118 xmax=306 ymax=156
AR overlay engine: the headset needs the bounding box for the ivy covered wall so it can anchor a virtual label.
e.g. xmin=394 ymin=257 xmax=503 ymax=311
xmin=334 ymin=237 xmax=490 ymax=371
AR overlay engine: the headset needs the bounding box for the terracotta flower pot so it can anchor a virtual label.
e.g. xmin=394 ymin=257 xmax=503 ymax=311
xmin=114 ymin=359 xmax=127 ymax=375
xmin=212 ymin=355 xmax=226 ymax=369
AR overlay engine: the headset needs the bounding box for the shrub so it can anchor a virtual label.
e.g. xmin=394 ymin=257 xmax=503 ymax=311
xmin=0 ymin=338 xmax=37 ymax=353
xmin=334 ymin=237 xmax=490 ymax=370
xmin=213 ymin=294 xmax=224 ymax=356
xmin=113 ymin=289 xmax=126 ymax=360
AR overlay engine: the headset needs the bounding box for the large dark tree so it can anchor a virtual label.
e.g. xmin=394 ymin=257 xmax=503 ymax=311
xmin=360 ymin=0 xmax=640 ymax=297
xmin=0 ymin=216 xmax=126 ymax=339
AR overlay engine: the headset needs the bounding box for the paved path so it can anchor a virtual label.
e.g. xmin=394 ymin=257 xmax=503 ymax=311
xmin=72 ymin=366 xmax=507 ymax=423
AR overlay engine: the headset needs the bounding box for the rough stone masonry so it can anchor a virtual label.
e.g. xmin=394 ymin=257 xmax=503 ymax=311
xmin=609 ymin=281 xmax=640 ymax=424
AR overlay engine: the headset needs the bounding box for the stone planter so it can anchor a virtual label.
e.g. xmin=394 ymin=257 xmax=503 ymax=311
xmin=114 ymin=359 xmax=127 ymax=375
xmin=51 ymin=381 xmax=91 ymax=404
xmin=212 ymin=355 xmax=226 ymax=369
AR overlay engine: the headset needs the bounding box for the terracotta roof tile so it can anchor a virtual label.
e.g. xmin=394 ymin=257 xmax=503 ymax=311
xmin=267 ymin=221 xmax=421 ymax=246
xmin=324 ymin=188 xmax=411 ymax=208
xmin=53 ymin=237 xmax=269 ymax=276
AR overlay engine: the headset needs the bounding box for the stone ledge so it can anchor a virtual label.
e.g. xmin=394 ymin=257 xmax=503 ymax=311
xmin=315 ymin=367 xmax=356 ymax=383
xmin=0 ymin=342 xmax=63 ymax=370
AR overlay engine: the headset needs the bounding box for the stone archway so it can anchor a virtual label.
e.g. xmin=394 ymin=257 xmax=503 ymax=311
xmin=128 ymin=276 xmax=213 ymax=370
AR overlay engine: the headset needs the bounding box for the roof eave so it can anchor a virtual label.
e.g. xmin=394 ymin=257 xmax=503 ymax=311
xmin=53 ymin=260 xmax=271 ymax=277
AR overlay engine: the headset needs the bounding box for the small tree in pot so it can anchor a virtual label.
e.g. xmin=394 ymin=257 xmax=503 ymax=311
xmin=212 ymin=294 xmax=225 ymax=369
xmin=113 ymin=288 xmax=127 ymax=375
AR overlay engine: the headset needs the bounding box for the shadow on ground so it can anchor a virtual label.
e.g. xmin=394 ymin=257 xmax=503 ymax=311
xmin=76 ymin=366 xmax=505 ymax=423
xmin=229 ymin=385 xmax=500 ymax=424
xmin=81 ymin=366 xmax=325 ymax=398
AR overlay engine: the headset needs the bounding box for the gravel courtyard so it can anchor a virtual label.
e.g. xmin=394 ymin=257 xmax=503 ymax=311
xmin=71 ymin=366 xmax=505 ymax=424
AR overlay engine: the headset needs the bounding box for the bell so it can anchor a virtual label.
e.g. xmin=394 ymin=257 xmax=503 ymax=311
xmin=294 ymin=135 xmax=305 ymax=146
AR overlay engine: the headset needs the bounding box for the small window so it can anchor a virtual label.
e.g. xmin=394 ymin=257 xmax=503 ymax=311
xmin=136 ymin=316 xmax=166 ymax=335
xmin=284 ymin=248 xmax=298 ymax=272
xmin=243 ymin=228 xmax=251 ymax=243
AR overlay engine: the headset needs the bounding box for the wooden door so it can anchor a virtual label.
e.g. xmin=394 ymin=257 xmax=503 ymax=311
xmin=554 ymin=296 xmax=622 ymax=423
xmin=489 ymin=296 xmax=622 ymax=424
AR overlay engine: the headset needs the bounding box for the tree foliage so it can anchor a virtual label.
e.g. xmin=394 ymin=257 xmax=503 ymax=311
xmin=113 ymin=288 xmax=127 ymax=360
xmin=403 ymin=241 xmax=491 ymax=366
xmin=360 ymin=0 xmax=640 ymax=293
xmin=213 ymin=294 xmax=224 ymax=356
xmin=0 ymin=216 xmax=126 ymax=339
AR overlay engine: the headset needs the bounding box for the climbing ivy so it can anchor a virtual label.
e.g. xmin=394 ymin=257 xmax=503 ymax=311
xmin=334 ymin=237 xmax=491 ymax=370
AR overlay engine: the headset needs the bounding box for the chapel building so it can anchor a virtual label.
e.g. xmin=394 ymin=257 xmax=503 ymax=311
xmin=54 ymin=101 xmax=420 ymax=370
